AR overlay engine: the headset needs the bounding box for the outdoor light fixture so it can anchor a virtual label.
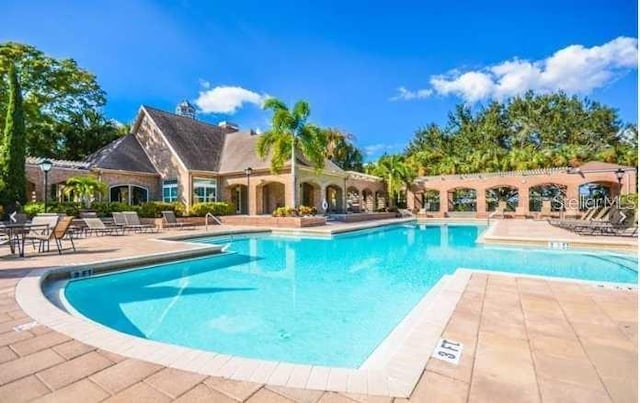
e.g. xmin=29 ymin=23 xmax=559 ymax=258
xmin=615 ymin=168 xmax=625 ymax=186
xmin=244 ymin=167 xmax=253 ymax=214
xmin=39 ymin=159 xmax=53 ymax=213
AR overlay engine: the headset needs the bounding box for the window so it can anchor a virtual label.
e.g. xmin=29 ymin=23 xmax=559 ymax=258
xmin=109 ymin=185 xmax=148 ymax=205
xmin=163 ymin=180 xmax=178 ymax=203
xmin=193 ymin=178 xmax=217 ymax=203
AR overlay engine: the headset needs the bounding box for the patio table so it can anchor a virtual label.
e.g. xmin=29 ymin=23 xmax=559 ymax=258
xmin=0 ymin=222 xmax=51 ymax=257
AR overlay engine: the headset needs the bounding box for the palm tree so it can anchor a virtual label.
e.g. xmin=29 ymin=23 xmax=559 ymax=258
xmin=256 ymin=98 xmax=327 ymax=207
xmin=62 ymin=176 xmax=107 ymax=208
xmin=370 ymin=154 xmax=416 ymax=206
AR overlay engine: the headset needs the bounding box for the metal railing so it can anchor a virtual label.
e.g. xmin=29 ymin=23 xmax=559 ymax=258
xmin=205 ymin=213 xmax=222 ymax=231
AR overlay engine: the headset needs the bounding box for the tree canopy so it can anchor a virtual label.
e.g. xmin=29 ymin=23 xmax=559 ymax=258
xmin=0 ymin=42 xmax=123 ymax=159
xmin=323 ymin=128 xmax=364 ymax=171
xmin=402 ymin=91 xmax=638 ymax=176
xmin=0 ymin=64 xmax=26 ymax=208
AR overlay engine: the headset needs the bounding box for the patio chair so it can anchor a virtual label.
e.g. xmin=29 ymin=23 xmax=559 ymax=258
xmin=122 ymin=211 xmax=157 ymax=232
xmin=25 ymin=216 xmax=76 ymax=254
xmin=161 ymin=211 xmax=195 ymax=230
xmin=83 ymin=218 xmax=126 ymax=236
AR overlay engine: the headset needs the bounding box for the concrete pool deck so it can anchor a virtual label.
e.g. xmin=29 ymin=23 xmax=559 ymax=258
xmin=0 ymin=219 xmax=636 ymax=402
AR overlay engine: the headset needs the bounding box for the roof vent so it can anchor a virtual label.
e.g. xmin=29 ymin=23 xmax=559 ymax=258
xmin=218 ymin=121 xmax=239 ymax=131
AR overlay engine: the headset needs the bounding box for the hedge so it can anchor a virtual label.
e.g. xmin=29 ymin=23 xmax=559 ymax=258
xmin=190 ymin=202 xmax=235 ymax=217
xmin=23 ymin=201 xmax=187 ymax=218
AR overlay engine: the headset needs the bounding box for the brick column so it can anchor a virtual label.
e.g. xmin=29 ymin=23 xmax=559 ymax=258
xmin=476 ymin=188 xmax=486 ymax=217
xmin=440 ymin=189 xmax=448 ymax=217
xmin=248 ymin=182 xmax=257 ymax=215
xmin=518 ymin=186 xmax=530 ymax=217
xmin=565 ymin=185 xmax=580 ymax=218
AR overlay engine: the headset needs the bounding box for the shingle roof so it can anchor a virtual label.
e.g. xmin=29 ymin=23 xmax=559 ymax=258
xmin=218 ymin=130 xmax=270 ymax=173
xmin=218 ymin=129 xmax=346 ymax=175
xmin=142 ymin=105 xmax=235 ymax=171
xmin=84 ymin=134 xmax=157 ymax=174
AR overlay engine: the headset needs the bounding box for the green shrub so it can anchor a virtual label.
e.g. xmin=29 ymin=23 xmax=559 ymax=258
xmin=23 ymin=201 xmax=81 ymax=217
xmin=91 ymin=201 xmax=130 ymax=217
xmin=190 ymin=202 xmax=234 ymax=217
xmin=24 ymin=202 xmax=44 ymax=217
xmin=272 ymin=206 xmax=298 ymax=217
xmin=298 ymin=205 xmax=317 ymax=216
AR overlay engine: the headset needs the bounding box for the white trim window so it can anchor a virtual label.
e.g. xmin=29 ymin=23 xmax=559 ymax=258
xmin=193 ymin=178 xmax=217 ymax=203
xmin=162 ymin=179 xmax=178 ymax=203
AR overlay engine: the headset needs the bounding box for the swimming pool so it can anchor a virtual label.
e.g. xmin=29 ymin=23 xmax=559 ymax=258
xmin=64 ymin=224 xmax=637 ymax=368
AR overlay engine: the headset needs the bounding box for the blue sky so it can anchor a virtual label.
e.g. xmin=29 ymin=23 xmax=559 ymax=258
xmin=2 ymin=0 xmax=638 ymax=160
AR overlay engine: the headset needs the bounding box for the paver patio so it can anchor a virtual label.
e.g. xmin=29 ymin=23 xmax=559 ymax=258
xmin=0 ymin=221 xmax=636 ymax=402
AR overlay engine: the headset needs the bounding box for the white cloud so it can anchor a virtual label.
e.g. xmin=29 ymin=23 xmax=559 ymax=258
xmin=390 ymin=86 xmax=433 ymax=101
xmin=393 ymin=36 xmax=638 ymax=103
xmin=195 ymin=85 xmax=269 ymax=114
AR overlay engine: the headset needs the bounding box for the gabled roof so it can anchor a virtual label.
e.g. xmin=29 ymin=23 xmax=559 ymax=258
xmin=142 ymin=105 xmax=236 ymax=171
xmin=84 ymin=134 xmax=157 ymax=174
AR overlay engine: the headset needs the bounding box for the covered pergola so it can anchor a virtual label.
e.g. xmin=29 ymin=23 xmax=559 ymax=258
xmin=407 ymin=162 xmax=637 ymax=218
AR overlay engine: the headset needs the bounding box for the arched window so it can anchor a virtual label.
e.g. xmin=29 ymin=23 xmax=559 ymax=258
xmin=448 ymin=188 xmax=477 ymax=212
xmin=486 ymin=186 xmax=519 ymax=212
xmin=529 ymin=184 xmax=566 ymax=212
xmin=422 ymin=190 xmax=440 ymax=211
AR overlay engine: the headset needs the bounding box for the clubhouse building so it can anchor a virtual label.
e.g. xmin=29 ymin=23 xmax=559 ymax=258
xmin=25 ymin=103 xmax=385 ymax=215
xmin=25 ymin=102 xmax=636 ymax=218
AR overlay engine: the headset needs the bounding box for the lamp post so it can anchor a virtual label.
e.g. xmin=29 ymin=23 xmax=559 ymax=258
xmin=244 ymin=167 xmax=253 ymax=215
xmin=615 ymin=168 xmax=625 ymax=194
xmin=39 ymin=160 xmax=53 ymax=213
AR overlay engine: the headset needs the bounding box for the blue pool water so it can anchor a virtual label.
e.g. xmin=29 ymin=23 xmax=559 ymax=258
xmin=64 ymin=224 xmax=637 ymax=368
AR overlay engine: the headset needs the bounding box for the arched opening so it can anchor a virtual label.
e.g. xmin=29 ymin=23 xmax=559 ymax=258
xmin=374 ymin=191 xmax=386 ymax=210
xmin=362 ymin=189 xmax=374 ymax=212
xmin=325 ymin=184 xmax=343 ymax=213
xmin=486 ymin=186 xmax=519 ymax=212
xmin=260 ymin=182 xmax=285 ymax=214
xmin=109 ymin=184 xmax=148 ymax=205
xmin=448 ymin=188 xmax=477 ymax=212
xmin=230 ymin=184 xmax=248 ymax=214
xmin=346 ymin=186 xmax=360 ymax=212
xmin=300 ymin=182 xmax=320 ymax=209
xmin=529 ymin=184 xmax=566 ymax=212
xmin=579 ymin=182 xmax=614 ymax=211
xmin=422 ymin=189 xmax=440 ymax=212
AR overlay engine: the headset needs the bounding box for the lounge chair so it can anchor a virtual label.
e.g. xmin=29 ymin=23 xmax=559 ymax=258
xmin=83 ymin=218 xmax=126 ymax=236
xmin=549 ymin=206 xmax=599 ymax=227
xmin=122 ymin=211 xmax=157 ymax=233
xmin=25 ymin=216 xmax=76 ymax=254
xmin=571 ymin=207 xmax=626 ymax=235
xmin=161 ymin=211 xmax=195 ymax=230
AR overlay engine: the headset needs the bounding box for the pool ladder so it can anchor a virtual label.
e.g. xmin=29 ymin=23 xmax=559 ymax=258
xmin=205 ymin=213 xmax=223 ymax=231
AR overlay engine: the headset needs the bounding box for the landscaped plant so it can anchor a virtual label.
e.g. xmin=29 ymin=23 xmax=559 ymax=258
xmin=190 ymin=202 xmax=234 ymax=217
xmin=62 ymin=176 xmax=107 ymax=208
xmin=23 ymin=201 xmax=81 ymax=217
xmin=272 ymin=206 xmax=298 ymax=217
xmin=298 ymin=205 xmax=317 ymax=216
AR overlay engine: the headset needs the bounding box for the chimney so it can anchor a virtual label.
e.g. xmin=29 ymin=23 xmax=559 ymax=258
xmin=218 ymin=121 xmax=239 ymax=132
